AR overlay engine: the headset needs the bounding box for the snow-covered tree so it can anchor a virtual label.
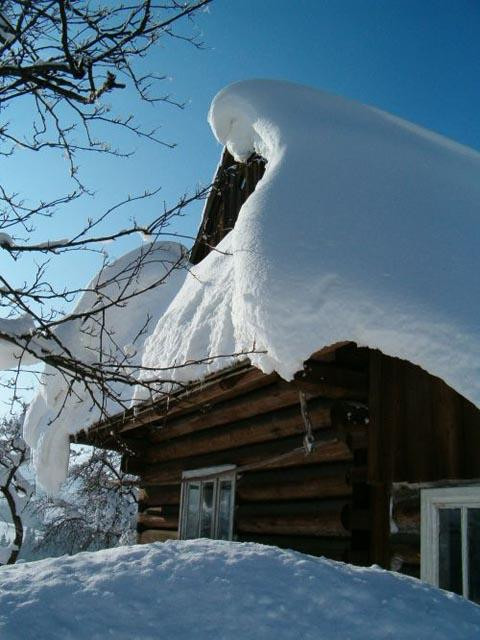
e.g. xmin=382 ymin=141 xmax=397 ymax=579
xmin=0 ymin=412 xmax=34 ymax=564
xmin=1 ymin=411 xmax=136 ymax=564
xmin=35 ymin=447 xmax=137 ymax=555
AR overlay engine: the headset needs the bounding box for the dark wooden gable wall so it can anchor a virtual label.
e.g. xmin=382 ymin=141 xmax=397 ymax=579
xmin=189 ymin=148 xmax=266 ymax=264
xmin=369 ymin=350 xmax=480 ymax=486
xmin=368 ymin=350 xmax=480 ymax=573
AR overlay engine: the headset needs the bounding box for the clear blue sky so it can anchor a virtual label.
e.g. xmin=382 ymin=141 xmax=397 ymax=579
xmin=5 ymin=0 xmax=480 ymax=268
xmin=1 ymin=0 xmax=479 ymax=405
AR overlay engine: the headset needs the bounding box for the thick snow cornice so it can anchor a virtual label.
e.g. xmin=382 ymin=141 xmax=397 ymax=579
xmin=140 ymin=79 xmax=480 ymax=409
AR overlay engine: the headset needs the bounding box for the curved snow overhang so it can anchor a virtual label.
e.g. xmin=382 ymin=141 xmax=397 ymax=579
xmin=138 ymin=79 xmax=480 ymax=410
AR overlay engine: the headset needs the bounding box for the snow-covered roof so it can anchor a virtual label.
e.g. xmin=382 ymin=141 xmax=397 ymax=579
xmin=21 ymin=242 xmax=187 ymax=493
xmin=3 ymin=79 xmax=480 ymax=494
xmin=136 ymin=79 xmax=480 ymax=408
xmin=1 ymin=539 xmax=479 ymax=639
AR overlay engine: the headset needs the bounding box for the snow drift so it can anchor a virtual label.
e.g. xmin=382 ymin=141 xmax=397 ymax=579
xmin=0 ymin=540 xmax=479 ymax=639
xmin=20 ymin=242 xmax=187 ymax=493
xmin=137 ymin=79 xmax=480 ymax=409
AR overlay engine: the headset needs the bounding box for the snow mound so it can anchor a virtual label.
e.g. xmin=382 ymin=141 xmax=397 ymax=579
xmin=21 ymin=241 xmax=187 ymax=494
xmin=0 ymin=540 xmax=479 ymax=639
xmin=138 ymin=79 xmax=480 ymax=407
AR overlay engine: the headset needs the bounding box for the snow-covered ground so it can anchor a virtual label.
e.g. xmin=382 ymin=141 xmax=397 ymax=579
xmin=0 ymin=540 xmax=479 ymax=639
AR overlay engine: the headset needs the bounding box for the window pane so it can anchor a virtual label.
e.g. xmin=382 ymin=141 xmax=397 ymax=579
xmin=184 ymin=483 xmax=200 ymax=539
xmin=217 ymin=480 xmax=233 ymax=540
xmin=438 ymin=508 xmax=462 ymax=596
xmin=200 ymin=481 xmax=215 ymax=538
xmin=468 ymin=508 xmax=480 ymax=604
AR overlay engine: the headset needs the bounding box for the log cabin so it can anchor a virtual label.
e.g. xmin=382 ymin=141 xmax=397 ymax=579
xmin=77 ymin=148 xmax=480 ymax=605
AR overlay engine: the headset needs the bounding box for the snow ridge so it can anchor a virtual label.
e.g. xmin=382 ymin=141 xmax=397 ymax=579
xmin=0 ymin=540 xmax=479 ymax=639
xmin=138 ymin=79 xmax=480 ymax=408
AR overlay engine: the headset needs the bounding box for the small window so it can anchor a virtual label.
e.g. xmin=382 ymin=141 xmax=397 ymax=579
xmin=179 ymin=465 xmax=236 ymax=541
xmin=421 ymin=486 xmax=480 ymax=603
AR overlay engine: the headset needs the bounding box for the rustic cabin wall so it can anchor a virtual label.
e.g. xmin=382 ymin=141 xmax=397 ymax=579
xmin=127 ymin=347 xmax=372 ymax=564
xmin=78 ymin=343 xmax=480 ymax=572
xmin=369 ymin=350 xmax=480 ymax=485
xmin=368 ymin=350 xmax=480 ymax=572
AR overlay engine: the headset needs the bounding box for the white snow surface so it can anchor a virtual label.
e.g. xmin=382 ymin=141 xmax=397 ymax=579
xmin=20 ymin=242 xmax=187 ymax=494
xmin=137 ymin=79 xmax=480 ymax=408
xmin=0 ymin=312 xmax=38 ymax=368
xmin=0 ymin=540 xmax=479 ymax=639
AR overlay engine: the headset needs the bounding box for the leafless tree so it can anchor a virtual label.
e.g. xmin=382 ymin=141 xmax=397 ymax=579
xmin=0 ymin=1 xmax=218 ymax=419
xmin=0 ymin=412 xmax=34 ymax=564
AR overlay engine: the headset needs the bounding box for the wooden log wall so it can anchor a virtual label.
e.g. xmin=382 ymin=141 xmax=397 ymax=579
xmin=388 ymin=480 xmax=480 ymax=580
xmin=132 ymin=345 xmax=372 ymax=563
xmin=81 ymin=342 xmax=480 ymax=571
xmin=389 ymin=484 xmax=421 ymax=579
xmin=368 ymin=349 xmax=480 ymax=569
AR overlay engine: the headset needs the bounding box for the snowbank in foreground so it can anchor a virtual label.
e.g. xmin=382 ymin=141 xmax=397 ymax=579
xmin=21 ymin=241 xmax=187 ymax=494
xmin=0 ymin=540 xmax=479 ymax=639
xmin=137 ymin=79 xmax=480 ymax=407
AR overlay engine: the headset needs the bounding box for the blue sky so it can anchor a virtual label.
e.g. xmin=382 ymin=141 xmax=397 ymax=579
xmin=1 ymin=0 xmax=479 ymax=406
xmin=5 ymin=0 xmax=480 ymax=268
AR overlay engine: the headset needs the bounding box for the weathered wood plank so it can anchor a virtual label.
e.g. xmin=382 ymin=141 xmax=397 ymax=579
xmin=367 ymin=350 xmax=391 ymax=568
xmin=126 ymin=429 xmax=360 ymax=484
xmin=147 ymin=397 xmax=333 ymax=464
xmin=149 ymin=381 xmax=306 ymax=444
xmin=236 ymin=533 xmax=349 ymax=559
xmin=236 ymin=500 xmax=351 ymax=538
xmin=138 ymin=529 xmax=178 ymax=544
xmin=137 ymin=511 xmax=178 ymax=530
xmin=237 ymin=463 xmax=352 ymax=502
xmin=138 ymin=484 xmax=181 ymax=508
xmin=294 ymin=360 xmax=368 ymax=399
xmin=131 ymin=366 xmax=277 ymax=434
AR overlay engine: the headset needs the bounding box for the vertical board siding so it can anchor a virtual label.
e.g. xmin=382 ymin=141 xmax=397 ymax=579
xmin=369 ymin=350 xmax=480 ymax=484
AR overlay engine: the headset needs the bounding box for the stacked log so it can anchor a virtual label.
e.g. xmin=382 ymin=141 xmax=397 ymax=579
xmin=123 ymin=357 xmax=370 ymax=562
xmin=389 ymin=484 xmax=421 ymax=578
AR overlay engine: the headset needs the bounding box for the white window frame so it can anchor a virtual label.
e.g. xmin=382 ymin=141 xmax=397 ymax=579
xmin=179 ymin=465 xmax=236 ymax=541
xmin=421 ymin=485 xmax=480 ymax=599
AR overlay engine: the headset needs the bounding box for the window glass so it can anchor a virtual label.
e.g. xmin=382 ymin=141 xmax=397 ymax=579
xmin=438 ymin=508 xmax=462 ymax=596
xmin=217 ymin=480 xmax=232 ymax=540
xmin=200 ymin=481 xmax=215 ymax=538
xmin=181 ymin=470 xmax=235 ymax=541
xmin=184 ymin=483 xmax=200 ymax=539
xmin=468 ymin=508 xmax=480 ymax=604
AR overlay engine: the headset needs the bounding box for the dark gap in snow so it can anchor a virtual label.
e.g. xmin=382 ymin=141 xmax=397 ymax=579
xmin=189 ymin=148 xmax=266 ymax=265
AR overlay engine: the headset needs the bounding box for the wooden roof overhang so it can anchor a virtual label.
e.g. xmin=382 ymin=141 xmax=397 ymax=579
xmin=73 ymin=342 xmax=365 ymax=453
